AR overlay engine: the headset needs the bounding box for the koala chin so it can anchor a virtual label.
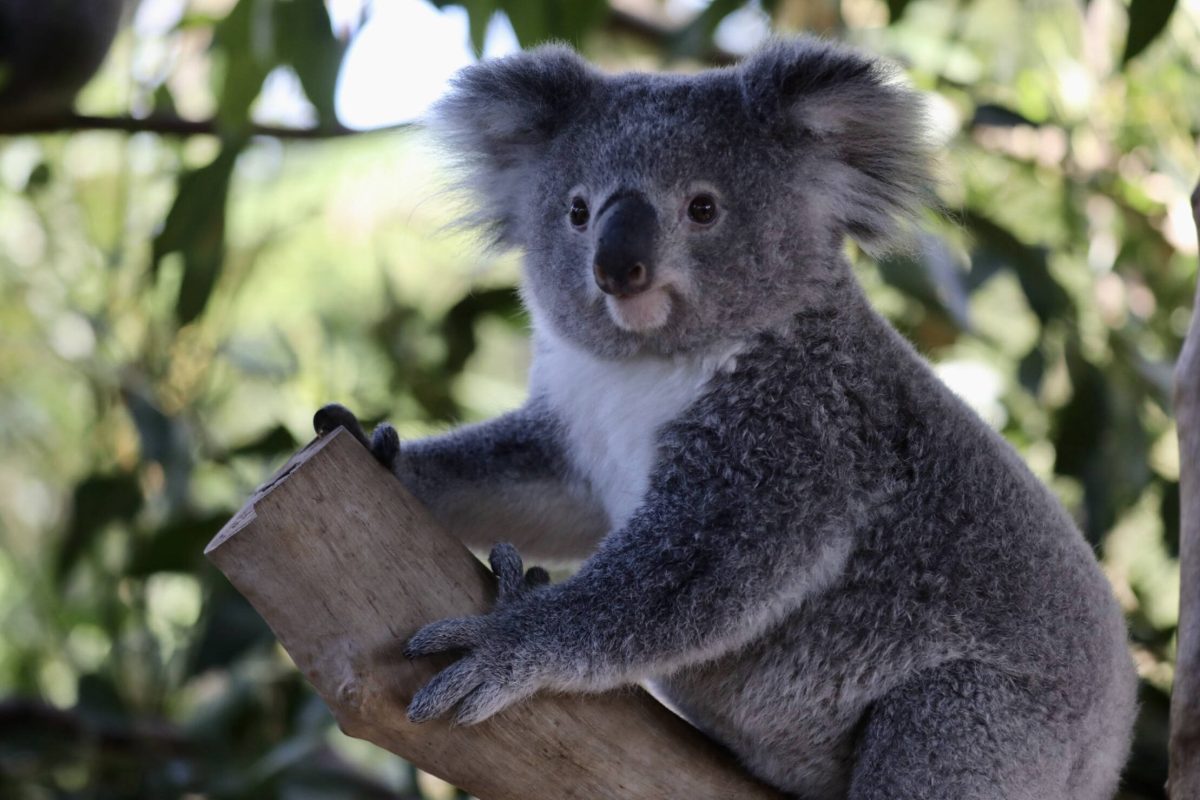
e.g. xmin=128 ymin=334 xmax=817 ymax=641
xmin=336 ymin=36 xmax=1137 ymax=800
xmin=606 ymin=287 xmax=673 ymax=332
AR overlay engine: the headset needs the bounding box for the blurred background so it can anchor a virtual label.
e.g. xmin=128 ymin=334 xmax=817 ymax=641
xmin=0 ymin=0 xmax=1196 ymax=797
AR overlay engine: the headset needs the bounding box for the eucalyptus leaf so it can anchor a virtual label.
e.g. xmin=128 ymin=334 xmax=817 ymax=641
xmin=152 ymin=145 xmax=241 ymax=326
xmin=57 ymin=473 xmax=143 ymax=580
xmin=964 ymin=212 xmax=1073 ymax=326
xmin=273 ymin=0 xmax=346 ymax=124
xmin=1123 ymin=0 xmax=1177 ymax=65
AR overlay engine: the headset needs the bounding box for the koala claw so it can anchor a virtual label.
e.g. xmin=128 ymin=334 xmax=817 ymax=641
xmin=314 ymin=403 xmax=369 ymax=445
xmin=312 ymin=403 xmax=400 ymax=469
xmin=404 ymin=543 xmax=550 ymax=724
xmin=404 ymin=620 xmax=539 ymax=725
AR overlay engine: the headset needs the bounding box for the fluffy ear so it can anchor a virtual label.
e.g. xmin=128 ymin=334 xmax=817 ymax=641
xmin=429 ymin=45 xmax=597 ymax=246
xmin=739 ymin=38 xmax=933 ymax=252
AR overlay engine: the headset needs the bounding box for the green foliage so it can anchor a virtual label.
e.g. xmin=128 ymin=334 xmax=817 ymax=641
xmin=430 ymin=0 xmax=610 ymax=53
xmin=153 ymin=144 xmax=240 ymax=325
xmin=0 ymin=0 xmax=1195 ymax=798
xmin=1124 ymin=0 xmax=1178 ymax=64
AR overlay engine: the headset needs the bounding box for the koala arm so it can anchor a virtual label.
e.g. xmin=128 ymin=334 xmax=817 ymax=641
xmin=395 ymin=397 xmax=609 ymax=561
xmin=404 ymin=401 xmax=861 ymax=724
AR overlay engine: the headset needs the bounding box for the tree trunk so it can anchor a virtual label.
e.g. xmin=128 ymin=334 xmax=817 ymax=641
xmin=205 ymin=426 xmax=785 ymax=800
xmin=1168 ymin=183 xmax=1200 ymax=799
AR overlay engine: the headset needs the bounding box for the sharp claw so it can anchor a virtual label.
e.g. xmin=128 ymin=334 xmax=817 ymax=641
xmin=313 ymin=403 xmax=370 ymax=448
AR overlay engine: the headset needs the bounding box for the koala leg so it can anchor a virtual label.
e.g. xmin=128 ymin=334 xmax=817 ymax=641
xmin=848 ymin=661 xmax=1074 ymax=800
xmin=314 ymin=400 xmax=608 ymax=561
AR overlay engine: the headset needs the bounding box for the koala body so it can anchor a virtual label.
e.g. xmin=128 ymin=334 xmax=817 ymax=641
xmin=381 ymin=38 xmax=1137 ymax=800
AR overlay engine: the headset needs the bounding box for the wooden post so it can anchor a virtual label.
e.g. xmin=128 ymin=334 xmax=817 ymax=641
xmin=1169 ymin=183 xmax=1200 ymax=799
xmin=205 ymin=427 xmax=785 ymax=800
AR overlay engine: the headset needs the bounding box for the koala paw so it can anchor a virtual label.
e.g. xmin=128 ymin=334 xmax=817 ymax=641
xmin=404 ymin=543 xmax=551 ymax=725
xmin=313 ymin=403 xmax=400 ymax=469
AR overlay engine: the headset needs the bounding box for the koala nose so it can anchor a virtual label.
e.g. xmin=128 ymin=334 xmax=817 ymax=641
xmin=593 ymin=190 xmax=657 ymax=298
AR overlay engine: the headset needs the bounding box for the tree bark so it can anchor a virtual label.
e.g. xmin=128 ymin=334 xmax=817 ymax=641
xmin=1168 ymin=182 xmax=1200 ymax=799
xmin=205 ymin=426 xmax=784 ymax=800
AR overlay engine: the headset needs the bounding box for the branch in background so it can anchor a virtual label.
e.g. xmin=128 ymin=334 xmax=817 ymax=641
xmin=0 ymin=698 xmax=424 ymax=799
xmin=0 ymin=112 xmax=414 ymax=139
xmin=1168 ymin=181 xmax=1200 ymax=799
xmin=0 ymin=698 xmax=188 ymax=754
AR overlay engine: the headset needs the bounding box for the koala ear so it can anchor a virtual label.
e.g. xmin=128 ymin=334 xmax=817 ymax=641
xmin=739 ymin=38 xmax=933 ymax=252
xmin=429 ymin=45 xmax=597 ymax=247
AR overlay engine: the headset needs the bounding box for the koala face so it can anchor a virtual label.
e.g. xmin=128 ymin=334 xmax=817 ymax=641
xmin=432 ymin=40 xmax=931 ymax=358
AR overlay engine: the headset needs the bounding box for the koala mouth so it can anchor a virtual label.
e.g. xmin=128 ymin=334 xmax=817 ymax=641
xmin=606 ymin=287 xmax=673 ymax=333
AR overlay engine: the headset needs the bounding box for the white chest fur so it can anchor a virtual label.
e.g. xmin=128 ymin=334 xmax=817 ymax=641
xmin=530 ymin=331 xmax=741 ymax=531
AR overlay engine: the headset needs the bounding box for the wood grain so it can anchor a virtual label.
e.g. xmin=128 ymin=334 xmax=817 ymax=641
xmin=205 ymin=426 xmax=785 ymax=800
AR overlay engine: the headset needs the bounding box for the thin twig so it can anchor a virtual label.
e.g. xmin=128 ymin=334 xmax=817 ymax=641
xmin=0 ymin=111 xmax=414 ymax=139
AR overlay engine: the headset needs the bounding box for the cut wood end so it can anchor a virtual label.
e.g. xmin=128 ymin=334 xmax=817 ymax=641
xmin=203 ymin=427 xmax=348 ymax=557
xmin=204 ymin=504 xmax=256 ymax=555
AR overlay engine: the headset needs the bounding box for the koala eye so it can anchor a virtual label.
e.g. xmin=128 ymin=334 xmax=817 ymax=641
xmin=687 ymin=194 xmax=718 ymax=225
xmin=569 ymin=197 xmax=590 ymax=229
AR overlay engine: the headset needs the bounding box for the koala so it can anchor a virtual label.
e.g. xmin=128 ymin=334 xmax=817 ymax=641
xmin=315 ymin=37 xmax=1137 ymax=800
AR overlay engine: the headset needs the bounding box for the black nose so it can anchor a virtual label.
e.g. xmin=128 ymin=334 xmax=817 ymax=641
xmin=593 ymin=190 xmax=657 ymax=297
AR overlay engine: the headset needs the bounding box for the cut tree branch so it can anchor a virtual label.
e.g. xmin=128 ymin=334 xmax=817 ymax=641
xmin=205 ymin=427 xmax=785 ymax=800
xmin=1168 ymin=180 xmax=1200 ymax=799
xmin=0 ymin=112 xmax=413 ymax=139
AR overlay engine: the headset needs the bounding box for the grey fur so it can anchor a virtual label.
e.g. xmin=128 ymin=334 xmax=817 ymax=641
xmin=388 ymin=37 xmax=1137 ymax=799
